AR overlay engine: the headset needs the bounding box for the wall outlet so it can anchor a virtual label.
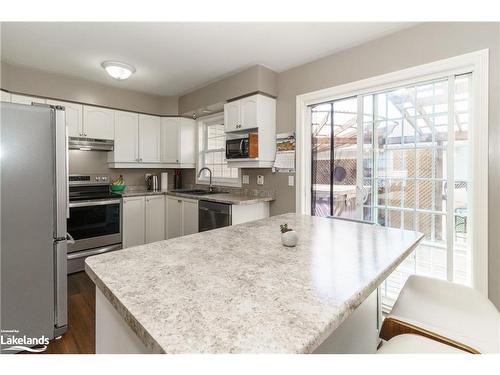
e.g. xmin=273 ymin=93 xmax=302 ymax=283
xmin=242 ymin=175 xmax=250 ymax=184
xmin=257 ymin=175 xmax=264 ymax=185
xmin=288 ymin=175 xmax=295 ymax=187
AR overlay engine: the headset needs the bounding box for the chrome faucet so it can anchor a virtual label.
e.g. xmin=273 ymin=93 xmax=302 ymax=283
xmin=198 ymin=167 xmax=214 ymax=192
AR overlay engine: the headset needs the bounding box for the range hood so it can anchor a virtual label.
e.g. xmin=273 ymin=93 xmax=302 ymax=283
xmin=68 ymin=137 xmax=114 ymax=151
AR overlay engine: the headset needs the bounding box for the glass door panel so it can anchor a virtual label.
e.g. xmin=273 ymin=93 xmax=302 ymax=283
xmin=312 ymin=73 xmax=473 ymax=309
xmin=311 ymin=97 xmax=358 ymax=219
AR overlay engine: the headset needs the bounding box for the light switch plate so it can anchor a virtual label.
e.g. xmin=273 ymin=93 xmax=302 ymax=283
xmin=242 ymin=175 xmax=250 ymax=184
xmin=257 ymin=175 xmax=264 ymax=185
xmin=288 ymin=175 xmax=295 ymax=187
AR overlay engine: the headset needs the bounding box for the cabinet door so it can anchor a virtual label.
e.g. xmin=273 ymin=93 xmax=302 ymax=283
xmin=160 ymin=117 xmax=180 ymax=163
xmin=47 ymin=99 xmax=83 ymax=137
xmin=1 ymin=90 xmax=11 ymax=102
xmin=83 ymin=105 xmax=114 ymax=140
xmin=123 ymin=196 xmax=145 ymax=248
xmin=224 ymin=101 xmax=240 ymax=132
xmin=166 ymin=197 xmax=182 ymax=239
xmin=178 ymin=118 xmax=196 ymax=164
xmin=11 ymin=94 xmax=46 ymax=105
xmin=240 ymin=96 xmax=258 ymax=130
xmin=182 ymin=199 xmax=199 ymax=236
xmin=139 ymin=114 xmax=161 ymax=163
xmin=114 ymin=111 xmax=139 ymax=162
xmin=145 ymin=195 xmax=165 ymax=243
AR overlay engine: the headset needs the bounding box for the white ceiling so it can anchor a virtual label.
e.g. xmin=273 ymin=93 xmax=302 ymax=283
xmin=1 ymin=22 xmax=414 ymax=96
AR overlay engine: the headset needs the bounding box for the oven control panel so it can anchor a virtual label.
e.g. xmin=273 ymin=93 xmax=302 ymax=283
xmin=69 ymin=174 xmax=109 ymax=186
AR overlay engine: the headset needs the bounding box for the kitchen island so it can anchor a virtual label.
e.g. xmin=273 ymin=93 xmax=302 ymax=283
xmin=85 ymin=213 xmax=423 ymax=354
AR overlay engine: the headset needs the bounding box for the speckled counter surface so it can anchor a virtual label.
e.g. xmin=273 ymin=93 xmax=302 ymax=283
xmin=166 ymin=190 xmax=274 ymax=205
xmin=85 ymin=213 xmax=423 ymax=353
xmin=118 ymin=189 xmax=273 ymax=205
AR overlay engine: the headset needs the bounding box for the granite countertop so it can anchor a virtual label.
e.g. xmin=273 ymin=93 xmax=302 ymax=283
xmin=166 ymin=190 xmax=274 ymax=205
xmin=85 ymin=213 xmax=423 ymax=354
xmin=118 ymin=188 xmax=274 ymax=205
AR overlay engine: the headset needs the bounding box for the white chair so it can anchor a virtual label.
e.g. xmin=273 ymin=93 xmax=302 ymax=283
xmin=380 ymin=275 xmax=500 ymax=354
xmin=377 ymin=334 xmax=468 ymax=354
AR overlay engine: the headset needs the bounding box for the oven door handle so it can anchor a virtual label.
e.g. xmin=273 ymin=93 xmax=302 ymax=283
xmin=69 ymin=199 xmax=122 ymax=208
xmin=67 ymin=244 xmax=122 ymax=260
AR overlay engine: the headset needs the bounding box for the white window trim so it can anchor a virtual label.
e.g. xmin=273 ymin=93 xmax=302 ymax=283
xmin=196 ymin=113 xmax=242 ymax=188
xmin=296 ymin=49 xmax=489 ymax=296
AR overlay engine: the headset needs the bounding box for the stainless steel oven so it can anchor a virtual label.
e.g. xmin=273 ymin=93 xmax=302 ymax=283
xmin=67 ymin=175 xmax=122 ymax=273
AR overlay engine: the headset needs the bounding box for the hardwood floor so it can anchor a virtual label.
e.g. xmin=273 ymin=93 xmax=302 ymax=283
xmin=39 ymin=272 xmax=96 ymax=354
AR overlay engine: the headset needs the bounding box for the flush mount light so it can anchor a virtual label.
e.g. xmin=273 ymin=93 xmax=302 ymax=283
xmin=101 ymin=61 xmax=136 ymax=80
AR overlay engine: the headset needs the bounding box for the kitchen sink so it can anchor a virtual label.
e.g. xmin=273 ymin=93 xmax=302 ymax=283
xmin=171 ymin=189 xmax=228 ymax=195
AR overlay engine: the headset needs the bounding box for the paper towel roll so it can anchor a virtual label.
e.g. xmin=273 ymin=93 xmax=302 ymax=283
xmin=161 ymin=172 xmax=169 ymax=191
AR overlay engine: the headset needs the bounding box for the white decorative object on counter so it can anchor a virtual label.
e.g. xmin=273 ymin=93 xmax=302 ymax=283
xmin=280 ymin=223 xmax=298 ymax=247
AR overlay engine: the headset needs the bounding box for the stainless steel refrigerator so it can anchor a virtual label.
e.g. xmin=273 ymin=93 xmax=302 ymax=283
xmin=1 ymin=102 xmax=68 ymax=353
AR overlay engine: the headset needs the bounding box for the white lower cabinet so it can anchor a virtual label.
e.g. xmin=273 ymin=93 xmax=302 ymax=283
xmin=166 ymin=196 xmax=198 ymax=239
xmin=145 ymin=195 xmax=165 ymax=243
xmin=166 ymin=197 xmax=183 ymax=239
xmin=123 ymin=196 xmax=146 ymax=248
xmin=181 ymin=198 xmax=199 ymax=236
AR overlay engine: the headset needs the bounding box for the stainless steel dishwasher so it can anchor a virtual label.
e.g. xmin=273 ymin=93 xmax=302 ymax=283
xmin=198 ymin=200 xmax=232 ymax=232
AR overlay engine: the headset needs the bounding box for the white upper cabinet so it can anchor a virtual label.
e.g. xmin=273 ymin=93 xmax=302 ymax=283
xmin=83 ymin=105 xmax=114 ymax=140
xmin=161 ymin=117 xmax=196 ymax=166
xmin=178 ymin=118 xmax=196 ymax=165
xmin=46 ymin=99 xmax=83 ymax=138
xmin=138 ymin=114 xmax=161 ymax=163
xmin=224 ymin=94 xmax=274 ymax=133
xmin=161 ymin=117 xmax=180 ymax=163
xmin=11 ymin=94 xmax=46 ymax=105
xmin=113 ymin=111 xmax=139 ymax=162
xmin=1 ymin=90 xmax=11 ymax=102
xmin=224 ymin=102 xmax=241 ymax=132
xmin=224 ymin=94 xmax=276 ymax=168
xmin=240 ymin=96 xmax=258 ymax=130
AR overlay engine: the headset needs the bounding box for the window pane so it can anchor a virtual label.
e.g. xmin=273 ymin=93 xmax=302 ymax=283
xmin=200 ymin=122 xmax=239 ymax=185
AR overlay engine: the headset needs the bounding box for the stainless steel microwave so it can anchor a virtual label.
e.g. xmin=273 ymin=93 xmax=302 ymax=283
xmin=225 ymin=133 xmax=258 ymax=159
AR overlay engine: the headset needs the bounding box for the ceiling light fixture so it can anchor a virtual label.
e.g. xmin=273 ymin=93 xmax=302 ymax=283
xmin=101 ymin=61 xmax=136 ymax=80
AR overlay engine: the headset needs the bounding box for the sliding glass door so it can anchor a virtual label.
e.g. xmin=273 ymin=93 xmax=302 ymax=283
xmin=311 ymin=97 xmax=359 ymax=219
xmin=310 ymin=74 xmax=472 ymax=307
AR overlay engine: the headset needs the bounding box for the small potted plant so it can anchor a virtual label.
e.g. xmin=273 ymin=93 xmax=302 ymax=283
xmin=280 ymin=223 xmax=298 ymax=247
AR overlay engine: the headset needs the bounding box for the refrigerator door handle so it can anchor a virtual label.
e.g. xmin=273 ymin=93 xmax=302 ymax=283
xmin=66 ymin=232 xmax=75 ymax=245
xmin=54 ymin=106 xmax=68 ymax=238
xmin=54 ymin=239 xmax=68 ymax=329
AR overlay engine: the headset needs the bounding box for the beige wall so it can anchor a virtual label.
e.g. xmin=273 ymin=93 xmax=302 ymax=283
xmin=68 ymin=150 xmax=179 ymax=188
xmin=178 ymin=65 xmax=278 ymax=115
xmin=0 ymin=62 xmax=178 ymax=115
